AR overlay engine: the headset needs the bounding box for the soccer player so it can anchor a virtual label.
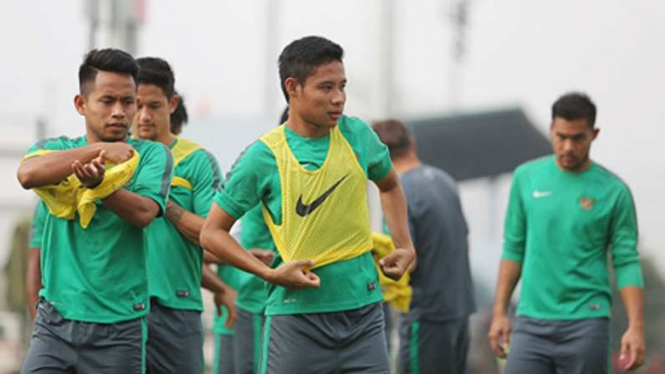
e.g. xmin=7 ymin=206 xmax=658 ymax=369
xmin=488 ymin=93 xmax=646 ymax=373
xmin=201 ymin=35 xmax=415 ymax=374
xmin=132 ymin=57 xmax=236 ymax=374
xmin=17 ymin=48 xmax=173 ymax=373
xmin=373 ymin=119 xmax=476 ymax=374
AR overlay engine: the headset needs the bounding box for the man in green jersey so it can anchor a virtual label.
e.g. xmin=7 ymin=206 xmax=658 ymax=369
xmin=18 ymin=48 xmax=173 ymax=373
xmin=132 ymin=57 xmax=236 ymax=374
xmin=201 ymin=36 xmax=415 ymax=374
xmin=488 ymin=93 xmax=646 ymax=373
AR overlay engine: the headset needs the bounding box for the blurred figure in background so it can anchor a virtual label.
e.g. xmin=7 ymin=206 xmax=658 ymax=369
xmin=373 ymin=119 xmax=476 ymax=374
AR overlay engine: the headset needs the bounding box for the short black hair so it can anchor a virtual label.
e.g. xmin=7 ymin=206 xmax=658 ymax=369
xmin=79 ymin=48 xmax=138 ymax=96
xmin=136 ymin=57 xmax=176 ymax=99
xmin=552 ymin=92 xmax=597 ymax=127
xmin=170 ymin=91 xmax=188 ymax=135
xmin=278 ymin=36 xmax=344 ymax=103
xmin=372 ymin=119 xmax=413 ymax=159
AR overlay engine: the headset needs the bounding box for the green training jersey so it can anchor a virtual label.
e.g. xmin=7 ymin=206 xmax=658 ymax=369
xmin=213 ymin=264 xmax=252 ymax=335
xmin=503 ymin=156 xmax=643 ymax=320
xmin=214 ymin=115 xmax=392 ymax=315
xmin=236 ymin=205 xmax=274 ymax=314
xmin=146 ymin=139 xmax=222 ymax=311
xmin=29 ymin=201 xmax=47 ymax=248
xmin=27 ymin=136 xmax=173 ymax=323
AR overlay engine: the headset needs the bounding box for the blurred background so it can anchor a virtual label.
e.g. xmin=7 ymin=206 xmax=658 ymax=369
xmin=1 ymin=1 xmax=663 ymax=372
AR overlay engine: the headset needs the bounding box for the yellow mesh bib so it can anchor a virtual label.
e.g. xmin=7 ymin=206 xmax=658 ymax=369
xmin=260 ymin=125 xmax=373 ymax=269
xmin=170 ymin=137 xmax=202 ymax=190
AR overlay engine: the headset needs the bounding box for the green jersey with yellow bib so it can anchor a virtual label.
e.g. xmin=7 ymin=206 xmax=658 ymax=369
xmin=214 ymin=115 xmax=392 ymax=315
xmin=259 ymin=124 xmax=373 ymax=269
xmin=146 ymin=137 xmax=223 ymax=311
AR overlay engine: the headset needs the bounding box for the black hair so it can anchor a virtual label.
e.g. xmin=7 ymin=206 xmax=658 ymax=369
xmin=278 ymin=36 xmax=344 ymax=103
xmin=170 ymin=91 xmax=188 ymax=135
xmin=135 ymin=57 xmax=176 ymax=99
xmin=78 ymin=48 xmax=138 ymax=96
xmin=279 ymin=106 xmax=289 ymax=125
xmin=372 ymin=119 xmax=413 ymax=159
xmin=552 ymin=92 xmax=597 ymax=127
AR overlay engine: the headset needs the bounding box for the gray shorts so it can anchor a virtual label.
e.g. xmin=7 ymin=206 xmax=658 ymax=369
xmin=213 ymin=333 xmax=235 ymax=374
xmin=22 ymin=299 xmax=146 ymax=374
xmin=233 ymin=307 xmax=265 ymax=374
xmin=397 ymin=316 xmax=470 ymax=374
xmin=259 ymin=302 xmax=390 ymax=374
xmin=505 ymin=316 xmax=610 ymax=374
xmin=146 ymin=302 xmax=203 ymax=374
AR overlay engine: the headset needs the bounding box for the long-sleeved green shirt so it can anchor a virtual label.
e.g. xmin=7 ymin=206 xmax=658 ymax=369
xmin=503 ymin=156 xmax=643 ymax=320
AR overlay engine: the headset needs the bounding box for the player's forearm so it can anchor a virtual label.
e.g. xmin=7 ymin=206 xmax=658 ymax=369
xmin=619 ymin=286 xmax=645 ymax=329
xmin=377 ymin=170 xmax=414 ymax=252
xmin=200 ymin=264 xmax=231 ymax=294
xmin=201 ymin=225 xmax=271 ymax=280
xmin=103 ymin=189 xmax=161 ymax=228
xmin=18 ymin=145 xmax=103 ymax=189
xmin=492 ymin=259 xmax=522 ymax=317
xmin=165 ymin=200 xmax=204 ymax=245
xmin=26 ymin=248 xmax=42 ymax=320
xmin=203 ymin=250 xmax=226 ymax=264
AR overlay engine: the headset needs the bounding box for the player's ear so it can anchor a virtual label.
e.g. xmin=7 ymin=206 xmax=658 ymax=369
xmin=169 ymin=94 xmax=180 ymax=115
xmin=74 ymin=94 xmax=86 ymax=116
xmin=285 ymin=77 xmax=299 ymax=99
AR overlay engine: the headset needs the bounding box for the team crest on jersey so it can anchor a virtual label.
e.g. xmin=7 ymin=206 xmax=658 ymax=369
xmin=579 ymin=197 xmax=595 ymax=210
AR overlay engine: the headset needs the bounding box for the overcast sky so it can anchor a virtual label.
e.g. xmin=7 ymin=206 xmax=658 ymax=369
xmin=1 ymin=0 xmax=663 ymax=270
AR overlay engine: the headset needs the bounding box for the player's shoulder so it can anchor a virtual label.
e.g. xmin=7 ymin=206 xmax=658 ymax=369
xmin=32 ymin=135 xmax=85 ymax=151
xmin=592 ymin=162 xmax=631 ymax=193
xmin=514 ymin=155 xmax=553 ymax=177
xmin=130 ymin=139 xmax=172 ymax=168
xmin=338 ymin=115 xmax=373 ymax=136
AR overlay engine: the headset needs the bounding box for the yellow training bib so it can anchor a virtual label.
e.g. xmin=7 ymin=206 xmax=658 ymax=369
xmin=170 ymin=137 xmax=202 ymax=190
xmin=260 ymin=125 xmax=373 ymax=269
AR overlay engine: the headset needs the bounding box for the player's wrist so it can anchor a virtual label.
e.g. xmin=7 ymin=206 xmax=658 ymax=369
xmin=492 ymin=306 xmax=508 ymax=318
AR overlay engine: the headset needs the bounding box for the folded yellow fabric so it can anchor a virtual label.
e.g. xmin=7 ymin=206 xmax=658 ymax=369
xmin=371 ymin=232 xmax=412 ymax=313
xmin=32 ymin=151 xmax=140 ymax=228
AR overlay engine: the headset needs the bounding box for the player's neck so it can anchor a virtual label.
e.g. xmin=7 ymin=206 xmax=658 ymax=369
xmin=155 ymin=132 xmax=177 ymax=147
xmin=286 ymin=115 xmax=331 ymax=138
xmin=85 ymin=133 xmax=127 ymax=144
xmin=393 ymin=154 xmax=421 ymax=175
xmin=555 ymin=157 xmax=593 ymax=173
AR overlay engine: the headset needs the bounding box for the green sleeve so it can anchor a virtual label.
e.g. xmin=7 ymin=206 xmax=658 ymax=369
xmin=29 ymin=201 xmax=46 ymax=248
xmin=214 ymin=141 xmax=274 ymax=220
xmin=610 ymin=187 xmax=644 ymax=289
xmin=502 ymin=168 xmax=527 ymax=262
xmin=190 ymin=150 xmax=223 ymax=218
xmin=133 ymin=142 xmax=174 ymax=215
xmin=350 ymin=119 xmax=392 ymax=181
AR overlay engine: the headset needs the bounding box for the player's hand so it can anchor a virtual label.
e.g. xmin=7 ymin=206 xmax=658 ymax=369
xmin=213 ymin=286 xmax=238 ymax=329
xmin=249 ymin=249 xmax=275 ymax=266
xmin=99 ymin=142 xmax=134 ymax=164
xmin=267 ymin=259 xmax=320 ymax=289
xmin=488 ymin=313 xmax=511 ymax=358
xmin=619 ymin=325 xmax=646 ymax=370
xmin=72 ymin=151 xmax=106 ymax=188
xmin=379 ymin=247 xmax=415 ymax=281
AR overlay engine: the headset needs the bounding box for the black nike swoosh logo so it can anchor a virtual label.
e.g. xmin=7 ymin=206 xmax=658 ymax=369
xmin=296 ymin=174 xmax=348 ymax=217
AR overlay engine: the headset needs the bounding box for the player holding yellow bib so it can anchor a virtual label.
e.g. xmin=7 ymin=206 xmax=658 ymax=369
xmin=201 ymin=36 xmax=415 ymax=374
